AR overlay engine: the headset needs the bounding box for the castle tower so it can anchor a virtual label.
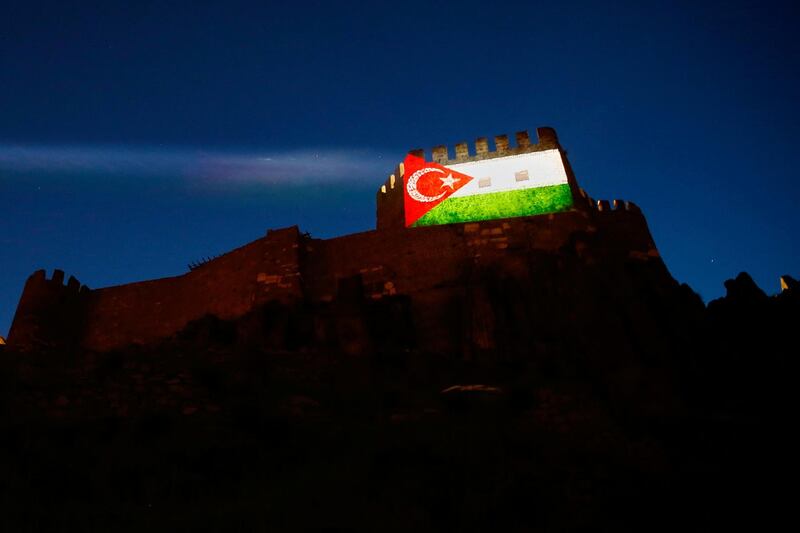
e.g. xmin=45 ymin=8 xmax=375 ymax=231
xmin=7 ymin=269 xmax=89 ymax=350
xmin=376 ymin=127 xmax=584 ymax=230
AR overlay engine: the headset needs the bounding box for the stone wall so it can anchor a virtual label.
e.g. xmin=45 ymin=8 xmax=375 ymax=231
xmin=305 ymin=202 xmax=659 ymax=356
xmin=6 ymin=127 xmax=666 ymax=354
xmin=7 ymin=269 xmax=90 ymax=350
xmin=81 ymin=226 xmax=305 ymax=351
xmin=7 ymin=198 xmax=659 ymax=354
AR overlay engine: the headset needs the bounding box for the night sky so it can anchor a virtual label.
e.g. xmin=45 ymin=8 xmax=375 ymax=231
xmin=2 ymin=0 xmax=799 ymax=337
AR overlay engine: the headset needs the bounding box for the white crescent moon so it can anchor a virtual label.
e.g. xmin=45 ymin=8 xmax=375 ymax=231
xmin=407 ymin=167 xmax=447 ymax=203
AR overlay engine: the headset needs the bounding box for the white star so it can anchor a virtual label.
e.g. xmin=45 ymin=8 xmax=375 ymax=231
xmin=439 ymin=173 xmax=460 ymax=189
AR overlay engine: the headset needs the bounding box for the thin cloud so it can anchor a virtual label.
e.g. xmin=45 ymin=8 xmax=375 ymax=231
xmin=0 ymin=144 xmax=395 ymax=187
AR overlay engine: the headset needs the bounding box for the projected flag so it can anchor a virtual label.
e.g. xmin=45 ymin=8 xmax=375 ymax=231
xmin=403 ymin=149 xmax=573 ymax=227
xmin=403 ymin=156 xmax=475 ymax=227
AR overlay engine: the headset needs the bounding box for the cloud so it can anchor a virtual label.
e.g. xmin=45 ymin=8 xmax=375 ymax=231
xmin=0 ymin=144 xmax=395 ymax=187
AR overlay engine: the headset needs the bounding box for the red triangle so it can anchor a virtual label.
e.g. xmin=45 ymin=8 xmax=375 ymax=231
xmin=403 ymin=154 xmax=474 ymax=227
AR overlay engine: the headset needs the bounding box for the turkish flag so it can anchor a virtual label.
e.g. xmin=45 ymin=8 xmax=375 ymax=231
xmin=403 ymin=154 xmax=474 ymax=227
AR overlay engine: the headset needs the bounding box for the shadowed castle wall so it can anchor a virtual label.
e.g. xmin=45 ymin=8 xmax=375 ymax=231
xmin=6 ymin=227 xmax=304 ymax=352
xmin=80 ymin=226 xmax=304 ymax=352
xmin=7 ymin=127 xmax=665 ymax=354
xmin=7 ymin=269 xmax=90 ymax=350
xmin=308 ymin=200 xmax=659 ymax=355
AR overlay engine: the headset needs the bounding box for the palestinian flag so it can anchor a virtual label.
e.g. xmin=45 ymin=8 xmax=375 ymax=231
xmin=403 ymin=149 xmax=573 ymax=227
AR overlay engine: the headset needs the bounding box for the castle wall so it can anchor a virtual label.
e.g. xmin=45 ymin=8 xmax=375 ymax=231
xmin=376 ymin=127 xmax=578 ymax=230
xmin=6 ymin=126 xmax=666 ymax=354
xmin=306 ymin=201 xmax=658 ymax=355
xmin=81 ymin=226 xmax=304 ymax=351
xmin=313 ymin=204 xmax=655 ymax=301
xmin=7 ymin=269 xmax=90 ymax=350
xmin=8 ymin=199 xmax=658 ymax=354
xmin=376 ymin=163 xmax=405 ymax=231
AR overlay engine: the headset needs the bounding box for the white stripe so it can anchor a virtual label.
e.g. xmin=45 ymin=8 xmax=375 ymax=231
xmin=446 ymin=149 xmax=568 ymax=198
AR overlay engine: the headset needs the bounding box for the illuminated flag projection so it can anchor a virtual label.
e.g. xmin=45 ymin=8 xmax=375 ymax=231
xmin=403 ymin=149 xmax=573 ymax=227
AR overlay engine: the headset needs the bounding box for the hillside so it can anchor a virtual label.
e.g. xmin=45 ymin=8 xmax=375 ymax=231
xmin=1 ymin=265 xmax=796 ymax=531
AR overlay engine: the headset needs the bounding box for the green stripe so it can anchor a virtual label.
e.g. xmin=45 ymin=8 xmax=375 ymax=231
xmin=413 ymin=183 xmax=573 ymax=227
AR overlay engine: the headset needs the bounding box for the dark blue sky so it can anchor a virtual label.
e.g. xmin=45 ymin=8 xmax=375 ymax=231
xmin=2 ymin=0 xmax=799 ymax=336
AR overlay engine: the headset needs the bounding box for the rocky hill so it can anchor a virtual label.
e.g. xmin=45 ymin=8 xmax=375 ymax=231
xmin=0 ymin=270 xmax=796 ymax=531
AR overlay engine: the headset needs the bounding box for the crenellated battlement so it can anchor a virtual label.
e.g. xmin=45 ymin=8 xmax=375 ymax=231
xmin=406 ymin=127 xmax=560 ymax=166
xmin=7 ymin=268 xmax=91 ymax=349
xmin=378 ymin=127 xmax=560 ymax=197
xmin=575 ymin=187 xmax=642 ymax=214
xmin=24 ymin=269 xmax=91 ymax=294
xmin=188 ymin=254 xmax=222 ymax=272
xmin=376 ymin=161 xmax=408 ymax=230
xmin=377 ymin=126 xmax=577 ymax=229
xmin=377 ymin=162 xmax=405 ymax=195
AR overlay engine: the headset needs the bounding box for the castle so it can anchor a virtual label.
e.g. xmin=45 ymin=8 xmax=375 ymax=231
xmin=7 ymin=127 xmax=663 ymax=355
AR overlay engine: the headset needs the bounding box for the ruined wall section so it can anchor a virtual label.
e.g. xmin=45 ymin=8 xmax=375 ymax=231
xmin=7 ymin=269 xmax=90 ymax=351
xmin=81 ymin=226 xmax=305 ymax=352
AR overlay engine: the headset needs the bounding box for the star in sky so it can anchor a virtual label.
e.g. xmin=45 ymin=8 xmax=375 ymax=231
xmin=440 ymin=173 xmax=460 ymax=189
